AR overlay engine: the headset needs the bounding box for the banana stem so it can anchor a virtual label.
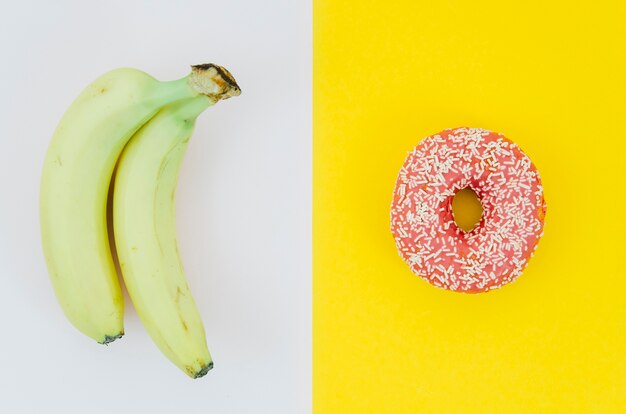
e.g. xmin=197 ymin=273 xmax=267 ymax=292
xmin=188 ymin=63 xmax=241 ymax=102
xmin=169 ymin=95 xmax=214 ymax=120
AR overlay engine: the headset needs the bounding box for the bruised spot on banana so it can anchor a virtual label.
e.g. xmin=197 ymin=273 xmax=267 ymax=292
xmin=40 ymin=63 xmax=240 ymax=377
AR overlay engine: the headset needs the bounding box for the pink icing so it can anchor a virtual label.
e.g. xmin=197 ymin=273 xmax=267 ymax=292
xmin=390 ymin=127 xmax=546 ymax=293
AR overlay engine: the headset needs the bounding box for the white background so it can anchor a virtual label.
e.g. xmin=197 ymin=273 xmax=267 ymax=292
xmin=0 ymin=1 xmax=311 ymax=413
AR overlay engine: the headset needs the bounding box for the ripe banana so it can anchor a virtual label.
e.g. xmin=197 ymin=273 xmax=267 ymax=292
xmin=40 ymin=64 xmax=236 ymax=344
xmin=113 ymin=76 xmax=239 ymax=378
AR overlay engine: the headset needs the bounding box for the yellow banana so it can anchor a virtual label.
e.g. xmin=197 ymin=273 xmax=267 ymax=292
xmin=40 ymin=64 xmax=236 ymax=344
xmin=113 ymin=69 xmax=240 ymax=377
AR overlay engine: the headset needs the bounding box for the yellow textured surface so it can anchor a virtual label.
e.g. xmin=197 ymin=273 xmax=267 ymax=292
xmin=313 ymin=1 xmax=626 ymax=412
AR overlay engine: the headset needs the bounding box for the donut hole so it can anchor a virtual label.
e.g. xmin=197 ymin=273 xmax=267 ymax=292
xmin=452 ymin=187 xmax=483 ymax=232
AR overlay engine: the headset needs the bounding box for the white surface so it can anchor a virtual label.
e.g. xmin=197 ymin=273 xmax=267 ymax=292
xmin=0 ymin=1 xmax=311 ymax=413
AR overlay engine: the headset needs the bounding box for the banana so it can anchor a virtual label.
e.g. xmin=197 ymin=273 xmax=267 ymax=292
xmin=40 ymin=64 xmax=237 ymax=344
xmin=113 ymin=72 xmax=239 ymax=378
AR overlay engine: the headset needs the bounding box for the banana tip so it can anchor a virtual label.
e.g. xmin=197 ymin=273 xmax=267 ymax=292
xmin=99 ymin=332 xmax=124 ymax=345
xmin=192 ymin=361 xmax=214 ymax=379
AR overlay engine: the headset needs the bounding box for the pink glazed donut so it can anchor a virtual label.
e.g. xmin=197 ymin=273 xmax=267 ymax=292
xmin=390 ymin=127 xmax=546 ymax=293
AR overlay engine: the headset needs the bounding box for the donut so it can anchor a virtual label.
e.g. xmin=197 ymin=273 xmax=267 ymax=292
xmin=390 ymin=127 xmax=546 ymax=293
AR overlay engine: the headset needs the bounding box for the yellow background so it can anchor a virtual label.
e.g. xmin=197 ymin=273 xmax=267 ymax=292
xmin=313 ymin=1 xmax=625 ymax=413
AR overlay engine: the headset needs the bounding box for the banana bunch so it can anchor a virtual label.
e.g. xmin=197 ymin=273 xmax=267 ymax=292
xmin=40 ymin=63 xmax=240 ymax=378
